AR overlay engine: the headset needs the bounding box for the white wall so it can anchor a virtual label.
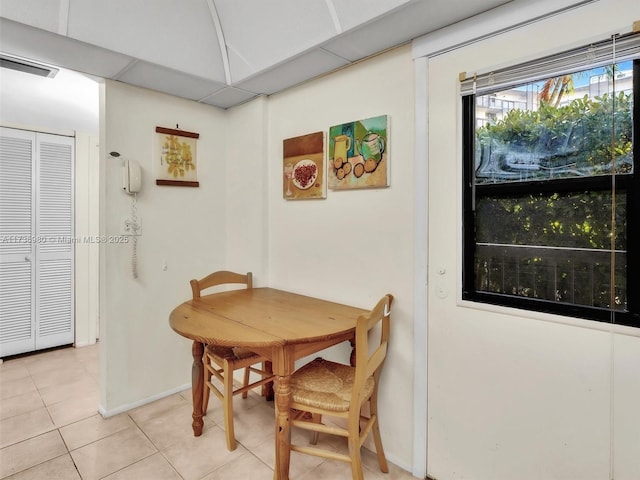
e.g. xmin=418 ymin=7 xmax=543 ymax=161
xmin=420 ymin=0 xmax=640 ymax=478
xmin=267 ymin=45 xmax=416 ymax=470
xmin=100 ymin=81 xmax=229 ymax=412
xmin=224 ymin=97 xmax=270 ymax=282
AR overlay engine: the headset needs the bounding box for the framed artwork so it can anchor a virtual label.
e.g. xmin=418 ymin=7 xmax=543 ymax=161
xmin=328 ymin=114 xmax=389 ymax=190
xmin=155 ymin=126 xmax=200 ymax=187
xmin=283 ymin=131 xmax=326 ymax=200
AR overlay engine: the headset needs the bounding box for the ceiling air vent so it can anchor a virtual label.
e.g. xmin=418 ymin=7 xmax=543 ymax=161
xmin=0 ymin=54 xmax=58 ymax=78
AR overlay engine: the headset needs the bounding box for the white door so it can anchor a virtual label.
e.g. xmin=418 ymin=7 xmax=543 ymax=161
xmin=0 ymin=127 xmax=74 ymax=357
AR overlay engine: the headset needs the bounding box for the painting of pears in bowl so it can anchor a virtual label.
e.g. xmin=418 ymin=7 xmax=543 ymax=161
xmin=155 ymin=126 xmax=200 ymax=187
xmin=328 ymin=114 xmax=389 ymax=190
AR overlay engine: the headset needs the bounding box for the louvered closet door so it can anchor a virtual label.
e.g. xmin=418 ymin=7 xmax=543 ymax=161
xmin=0 ymin=128 xmax=74 ymax=357
xmin=0 ymin=128 xmax=36 ymax=357
xmin=35 ymin=133 xmax=74 ymax=350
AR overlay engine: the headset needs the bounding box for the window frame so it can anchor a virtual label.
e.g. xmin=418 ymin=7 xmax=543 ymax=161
xmin=462 ymin=59 xmax=640 ymax=328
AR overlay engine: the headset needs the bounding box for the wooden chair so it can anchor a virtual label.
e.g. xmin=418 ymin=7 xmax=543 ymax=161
xmin=190 ymin=270 xmax=274 ymax=451
xmin=289 ymin=294 xmax=394 ymax=480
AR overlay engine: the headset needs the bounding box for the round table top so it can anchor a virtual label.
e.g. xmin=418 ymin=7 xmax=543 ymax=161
xmin=169 ymin=287 xmax=367 ymax=348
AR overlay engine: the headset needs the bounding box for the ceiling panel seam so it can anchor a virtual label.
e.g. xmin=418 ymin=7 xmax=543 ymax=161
xmin=58 ymin=0 xmax=70 ymax=35
xmin=112 ymin=59 xmax=140 ymax=81
xmin=225 ymin=42 xmax=254 ymax=79
xmin=317 ymin=46 xmax=351 ymax=64
xmin=207 ymin=0 xmax=231 ymax=85
xmin=324 ymin=0 xmax=343 ymax=33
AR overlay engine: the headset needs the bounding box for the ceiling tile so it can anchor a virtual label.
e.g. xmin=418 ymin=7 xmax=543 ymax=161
xmin=0 ymin=18 xmax=134 ymax=78
xmin=200 ymin=86 xmax=259 ymax=109
xmin=234 ymin=48 xmax=349 ymax=95
xmin=117 ymin=61 xmax=226 ymax=101
xmin=323 ymin=0 xmax=512 ymax=62
xmin=66 ymin=0 xmax=226 ymax=82
xmin=331 ymin=0 xmax=410 ymax=32
xmin=215 ymin=0 xmax=338 ymax=80
xmin=0 ymin=0 xmax=62 ymax=33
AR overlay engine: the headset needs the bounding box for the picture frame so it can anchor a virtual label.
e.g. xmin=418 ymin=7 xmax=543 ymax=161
xmin=283 ymin=131 xmax=326 ymax=200
xmin=328 ymin=115 xmax=389 ymax=190
xmin=155 ymin=126 xmax=200 ymax=187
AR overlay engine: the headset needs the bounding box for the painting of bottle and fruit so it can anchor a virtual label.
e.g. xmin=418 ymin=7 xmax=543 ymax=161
xmin=328 ymin=114 xmax=389 ymax=190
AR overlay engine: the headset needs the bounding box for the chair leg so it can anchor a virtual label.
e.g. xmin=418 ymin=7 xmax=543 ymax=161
xmin=202 ymin=355 xmax=211 ymax=415
xmin=242 ymin=367 xmax=250 ymax=399
xmin=347 ymin=411 xmax=365 ymax=480
xmin=369 ymin=397 xmax=389 ymax=473
xmin=348 ymin=435 xmax=365 ymax=480
xmin=310 ymin=414 xmax=322 ymax=445
xmin=223 ymin=359 xmax=237 ymax=451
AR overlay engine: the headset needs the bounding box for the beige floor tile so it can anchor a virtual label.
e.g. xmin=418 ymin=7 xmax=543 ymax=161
xmin=38 ymin=375 xmax=98 ymax=407
xmin=101 ymin=453 xmax=181 ymax=480
xmin=70 ymin=426 xmax=157 ymax=480
xmin=38 ymin=373 xmax=100 ymax=406
xmin=3 ymin=453 xmax=80 ymax=480
xmin=0 ymin=361 xmax=30 ymax=384
xmin=161 ymin=424 xmax=246 ymax=480
xmin=250 ymin=432 xmax=328 ymax=479
xmin=297 ymin=457 xmax=355 ymax=480
xmin=22 ymin=352 xmax=78 ymax=374
xmin=0 ymin=407 xmax=55 ymax=448
xmin=135 ymin=402 xmax=215 ymax=451
xmin=0 ymin=344 xmax=418 ymax=480
xmin=128 ymin=392 xmax=190 ymax=424
xmin=0 ymin=376 xmax=37 ymax=401
xmin=71 ymin=344 xmax=99 ymax=363
xmin=0 ymin=390 xmax=44 ymax=420
xmin=206 ymin=394 xmax=275 ymax=451
xmin=200 ymin=452 xmax=273 ymax=480
xmin=46 ymin=390 xmax=99 ymax=427
xmin=29 ymin=364 xmax=91 ymax=390
xmin=0 ymin=431 xmax=67 ymax=479
xmin=60 ymin=413 xmax=134 ymax=451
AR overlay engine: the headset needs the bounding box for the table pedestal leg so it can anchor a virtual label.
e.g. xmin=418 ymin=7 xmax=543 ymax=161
xmin=274 ymin=375 xmax=292 ymax=480
xmin=191 ymin=341 xmax=204 ymax=436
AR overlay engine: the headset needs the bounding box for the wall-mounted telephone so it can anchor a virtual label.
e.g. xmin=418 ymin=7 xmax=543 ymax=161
xmin=122 ymin=158 xmax=142 ymax=194
xmin=120 ymin=158 xmax=142 ymax=279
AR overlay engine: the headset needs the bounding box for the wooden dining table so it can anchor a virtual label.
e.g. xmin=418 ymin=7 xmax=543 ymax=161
xmin=169 ymin=287 xmax=368 ymax=480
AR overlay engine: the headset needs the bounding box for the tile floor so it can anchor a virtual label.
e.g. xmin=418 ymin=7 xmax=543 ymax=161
xmin=0 ymin=344 xmax=419 ymax=479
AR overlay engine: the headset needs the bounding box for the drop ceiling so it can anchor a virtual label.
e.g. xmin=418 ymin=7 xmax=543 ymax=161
xmin=0 ymin=0 xmax=514 ymax=109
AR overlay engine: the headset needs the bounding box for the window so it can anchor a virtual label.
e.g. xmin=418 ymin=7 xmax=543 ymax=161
xmin=462 ymin=34 xmax=640 ymax=328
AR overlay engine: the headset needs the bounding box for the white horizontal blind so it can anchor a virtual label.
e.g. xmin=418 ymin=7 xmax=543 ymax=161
xmin=460 ymin=31 xmax=640 ymax=95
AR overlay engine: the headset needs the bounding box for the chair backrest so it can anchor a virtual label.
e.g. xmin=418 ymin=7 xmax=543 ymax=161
xmin=351 ymin=294 xmax=393 ymax=409
xmin=190 ymin=270 xmax=253 ymax=299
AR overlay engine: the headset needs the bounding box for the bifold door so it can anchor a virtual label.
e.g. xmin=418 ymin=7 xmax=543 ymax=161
xmin=0 ymin=127 xmax=74 ymax=357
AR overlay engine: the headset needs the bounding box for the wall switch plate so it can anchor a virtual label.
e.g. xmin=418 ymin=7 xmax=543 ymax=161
xmin=120 ymin=216 xmax=141 ymax=236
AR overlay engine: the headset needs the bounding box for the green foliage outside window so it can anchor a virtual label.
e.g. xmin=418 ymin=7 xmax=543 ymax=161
xmin=470 ymin=86 xmax=633 ymax=311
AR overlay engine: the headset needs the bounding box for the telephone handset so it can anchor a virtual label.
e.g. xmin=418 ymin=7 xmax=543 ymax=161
xmin=122 ymin=159 xmax=142 ymax=194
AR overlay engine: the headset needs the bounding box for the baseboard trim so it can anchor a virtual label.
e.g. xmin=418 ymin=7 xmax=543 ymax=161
xmin=98 ymin=383 xmax=191 ymax=418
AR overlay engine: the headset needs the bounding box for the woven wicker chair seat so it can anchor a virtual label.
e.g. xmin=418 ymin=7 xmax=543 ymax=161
xmin=291 ymin=357 xmax=374 ymax=413
xmin=205 ymin=344 xmax=258 ymax=361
